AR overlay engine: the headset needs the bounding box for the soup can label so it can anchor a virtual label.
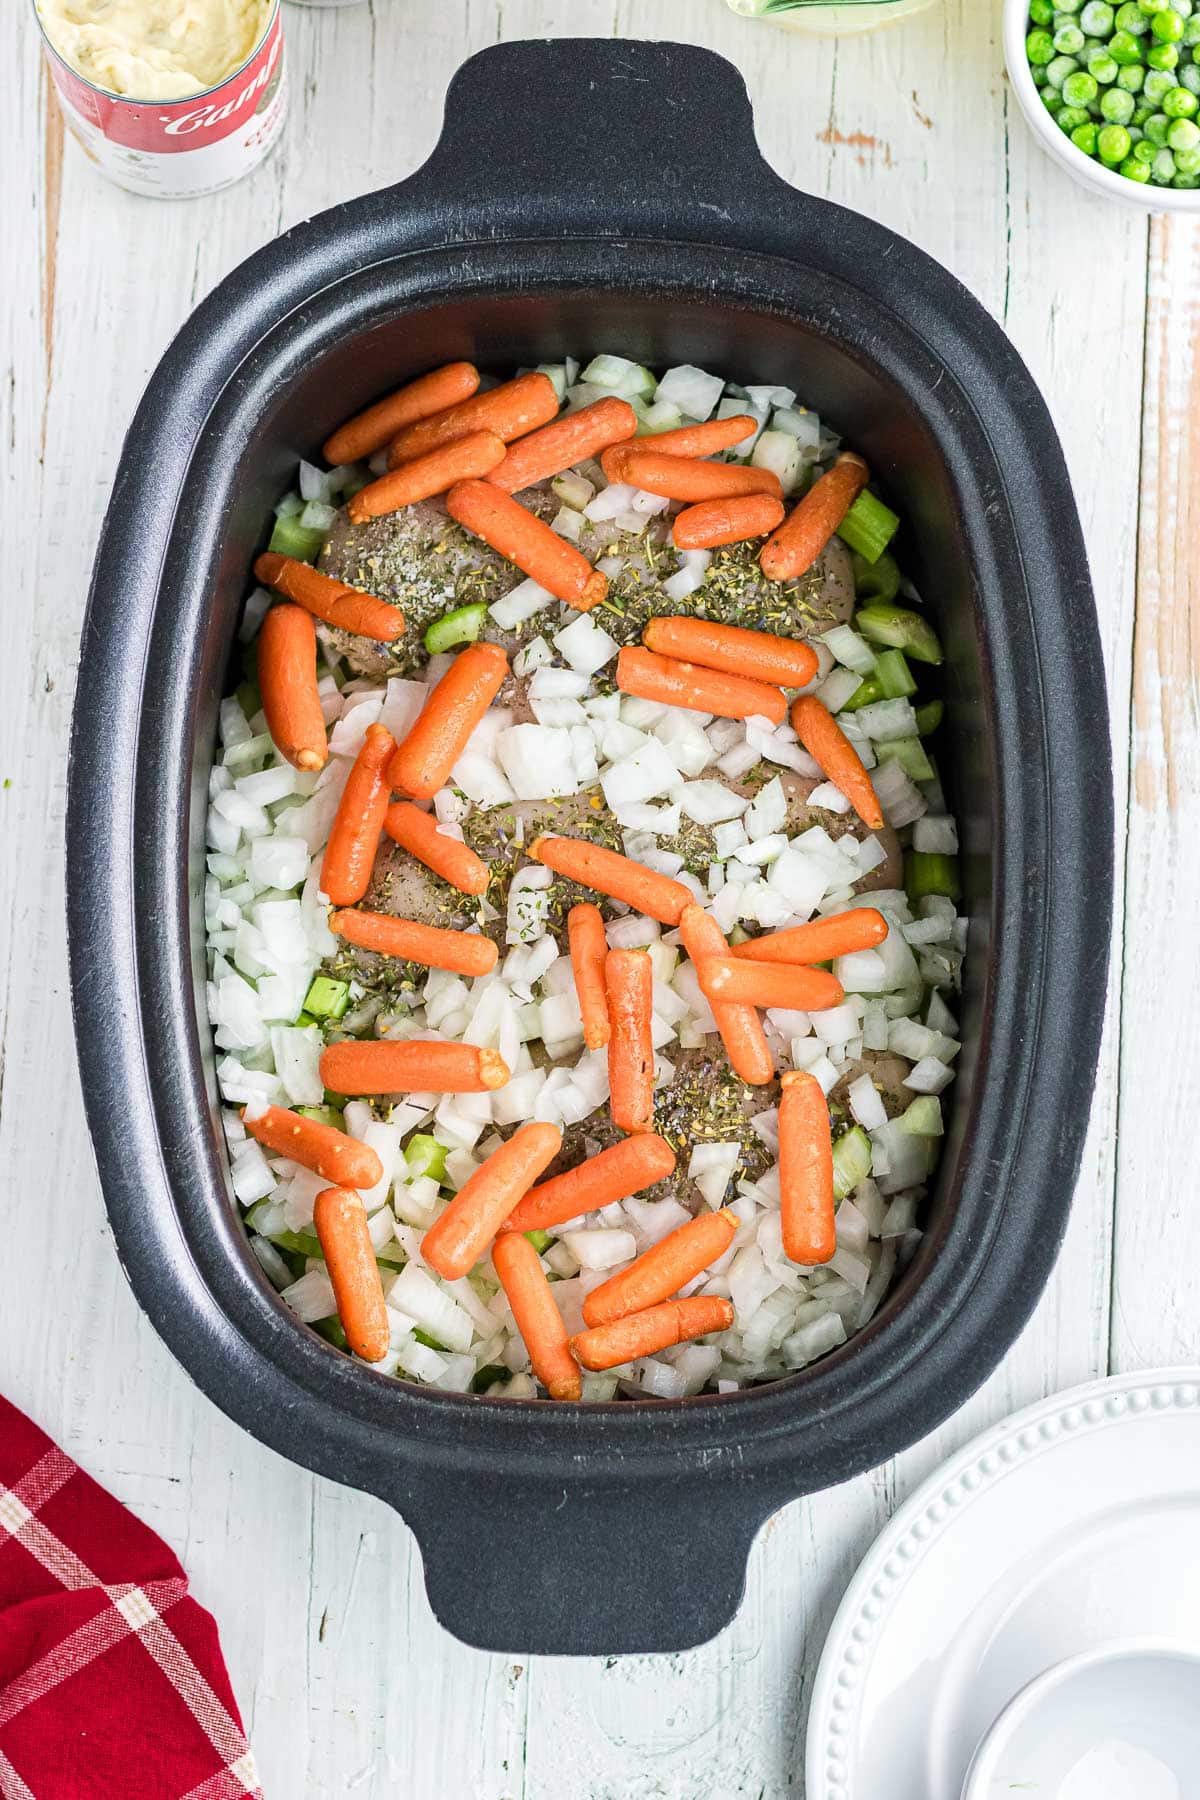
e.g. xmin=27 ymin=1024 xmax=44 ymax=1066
xmin=36 ymin=2 xmax=287 ymax=199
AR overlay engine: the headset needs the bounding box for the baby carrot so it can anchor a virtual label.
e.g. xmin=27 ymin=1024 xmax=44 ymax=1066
xmin=319 ymin=722 xmax=396 ymax=907
xmin=313 ymin=1186 xmax=390 ymax=1362
xmin=643 ymin=615 xmax=819 ymax=690
xmin=790 ymin=695 xmax=884 ymax=831
xmin=487 ymin=397 xmax=637 ymax=494
xmin=697 ymin=957 xmax=845 ymax=1011
xmin=779 ymin=1071 xmax=836 ymax=1265
xmin=387 ymin=372 xmax=559 ymax=468
xmin=243 ymin=1104 xmax=384 ymax=1190
xmin=257 ymin=604 xmax=328 ymax=772
xmin=582 ymin=1209 xmax=738 ymax=1328
xmin=614 ymin=449 xmax=782 ymax=505
xmin=760 ymin=452 xmax=870 ymax=583
xmin=672 ymin=493 xmax=784 ymax=550
xmin=529 ymin=835 xmax=693 ymax=927
xmin=383 ymin=800 xmax=490 ymax=896
xmin=347 ymin=431 xmax=507 ymax=524
xmin=616 ymin=645 xmax=787 ymax=725
xmin=254 ymin=553 xmax=405 ymax=643
xmin=601 ymin=415 xmax=758 ymax=481
xmin=502 ymin=1134 xmax=677 ymax=1236
xmin=679 ymin=905 xmax=774 ymax=1087
xmin=445 ymin=480 xmax=607 ymax=612
xmin=491 ymin=1230 xmax=581 ymax=1401
xmin=329 ymin=908 xmax=498 ymax=978
xmin=606 ymin=949 xmax=655 ymax=1135
xmin=388 ymin=641 xmax=508 ymax=801
xmin=730 ymin=908 xmax=888 ymax=966
xmin=320 ymin=1039 xmax=510 ymax=1096
xmin=421 ymin=1121 xmax=563 ymax=1280
xmin=322 ymin=361 xmax=480 ymax=464
xmin=567 ymin=903 xmax=611 ymax=1051
xmin=571 ymin=1296 xmax=735 ymax=1371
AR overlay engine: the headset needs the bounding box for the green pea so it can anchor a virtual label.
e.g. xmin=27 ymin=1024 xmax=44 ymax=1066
xmin=1153 ymin=3 xmax=1185 ymax=31
xmin=1120 ymin=152 xmax=1155 ymax=177
xmin=1133 ymin=132 xmax=1158 ymax=154
xmin=1070 ymin=119 xmax=1100 ymax=149
xmin=1088 ymin=44 xmax=1121 ymax=76
xmin=1057 ymin=103 xmax=1093 ymax=128
xmin=1172 ymin=0 xmax=1194 ymax=15
xmin=1098 ymin=120 xmax=1134 ymax=156
xmin=1101 ymin=82 xmax=1138 ymax=116
xmin=1138 ymin=0 xmax=1169 ymax=14
xmin=1174 ymin=139 xmax=1200 ymax=165
xmin=1147 ymin=38 xmax=1181 ymax=61
xmin=1027 ymin=26 xmax=1057 ymax=61
xmin=1108 ymin=26 xmax=1144 ymax=58
xmin=1081 ymin=0 xmax=1116 ymax=24
xmin=1163 ymin=79 xmax=1199 ymax=108
xmin=1047 ymin=51 xmax=1081 ymax=82
xmin=1030 ymin=0 xmax=1056 ymax=17
xmin=1145 ymin=108 xmax=1172 ymax=138
xmin=1126 ymin=121 xmax=1146 ymax=137
xmin=1117 ymin=60 xmax=1147 ymax=87
xmin=1167 ymin=111 xmax=1200 ymax=140
xmin=1151 ymin=145 xmax=1178 ymax=176
xmin=1174 ymin=169 xmax=1200 ymax=182
xmin=1115 ymin=0 xmax=1150 ymax=25
xmin=1054 ymin=21 xmax=1087 ymax=47
xmin=1062 ymin=68 xmax=1100 ymax=100
xmin=1055 ymin=0 xmax=1084 ymax=9
xmin=1181 ymin=63 xmax=1200 ymax=92
xmin=1131 ymin=99 xmax=1153 ymax=120
xmin=1145 ymin=67 xmax=1179 ymax=96
xmin=1185 ymin=12 xmax=1200 ymax=37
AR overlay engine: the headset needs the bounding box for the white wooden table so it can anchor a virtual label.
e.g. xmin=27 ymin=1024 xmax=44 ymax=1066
xmin=5 ymin=1 xmax=1197 ymax=1793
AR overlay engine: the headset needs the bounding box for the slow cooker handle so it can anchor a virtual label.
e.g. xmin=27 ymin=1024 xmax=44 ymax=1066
xmin=399 ymin=37 xmax=785 ymax=242
xmin=404 ymin=1469 xmax=773 ymax=1656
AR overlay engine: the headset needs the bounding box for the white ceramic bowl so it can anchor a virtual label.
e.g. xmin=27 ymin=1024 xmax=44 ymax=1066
xmin=1003 ymin=0 xmax=1200 ymax=212
xmin=961 ymin=1640 xmax=1200 ymax=1799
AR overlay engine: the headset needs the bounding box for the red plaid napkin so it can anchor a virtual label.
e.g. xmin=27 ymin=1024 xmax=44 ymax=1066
xmin=0 ymin=1395 xmax=262 ymax=1799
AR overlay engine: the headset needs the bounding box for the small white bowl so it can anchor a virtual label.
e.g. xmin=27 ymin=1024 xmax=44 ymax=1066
xmin=961 ymin=1640 xmax=1200 ymax=1799
xmin=1003 ymin=0 xmax=1200 ymax=212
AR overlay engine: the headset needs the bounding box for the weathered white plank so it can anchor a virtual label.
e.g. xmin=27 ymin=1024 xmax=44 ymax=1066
xmin=0 ymin=0 xmax=1166 ymax=1796
xmin=1111 ymin=214 xmax=1200 ymax=1374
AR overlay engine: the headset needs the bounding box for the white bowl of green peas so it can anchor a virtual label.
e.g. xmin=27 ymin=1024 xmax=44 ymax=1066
xmin=1006 ymin=0 xmax=1200 ymax=207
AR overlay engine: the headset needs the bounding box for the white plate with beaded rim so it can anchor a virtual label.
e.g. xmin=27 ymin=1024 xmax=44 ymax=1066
xmin=806 ymin=1368 xmax=1200 ymax=1800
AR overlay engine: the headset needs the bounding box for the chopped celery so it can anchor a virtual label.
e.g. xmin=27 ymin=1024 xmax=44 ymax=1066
xmin=294 ymin=1011 xmax=318 ymax=1029
xmin=837 ymin=490 xmax=900 ymax=563
xmin=905 ymin=850 xmax=962 ymax=904
xmin=915 ymin=699 xmax=944 ymax=737
xmin=832 ymin=1124 xmax=872 ymax=1200
xmin=303 ymin=975 xmax=350 ymax=1019
xmin=855 ymin=604 xmax=943 ymax=665
xmin=873 ymin=649 xmax=917 ymax=700
xmin=898 ymin=1096 xmax=944 ymax=1137
xmin=472 ymin=1363 xmax=508 ymax=1393
xmin=267 ymin=513 xmax=327 ymax=564
xmin=406 ymin=1133 xmax=448 ymax=1183
xmin=312 ymin=1315 xmax=348 ymax=1350
xmin=235 ymin=681 xmax=261 ymax=719
xmin=297 ymin=1104 xmax=345 ymax=1131
xmin=851 ymin=549 xmax=902 ymax=604
xmin=841 ymin=671 xmax=885 ymax=712
xmin=524 ymin=1229 xmax=554 ymax=1253
xmin=876 ymin=737 xmax=935 ymax=782
xmin=424 ymin=601 xmax=488 ymax=655
xmin=269 ymin=1228 xmax=324 ymax=1259
xmin=413 ymin=1328 xmax=448 ymax=1352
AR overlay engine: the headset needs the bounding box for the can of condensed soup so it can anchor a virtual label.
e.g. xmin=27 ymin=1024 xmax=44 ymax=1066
xmin=34 ymin=0 xmax=287 ymax=198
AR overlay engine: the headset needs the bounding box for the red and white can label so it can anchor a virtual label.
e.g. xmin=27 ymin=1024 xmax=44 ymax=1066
xmin=39 ymin=2 xmax=287 ymax=198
